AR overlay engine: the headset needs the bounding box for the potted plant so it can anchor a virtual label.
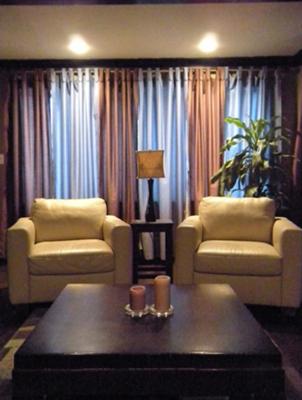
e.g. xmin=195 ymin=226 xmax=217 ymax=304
xmin=211 ymin=116 xmax=293 ymax=209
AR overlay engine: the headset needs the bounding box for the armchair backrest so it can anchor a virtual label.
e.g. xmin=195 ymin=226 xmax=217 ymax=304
xmin=199 ymin=197 xmax=275 ymax=243
xmin=31 ymin=198 xmax=107 ymax=242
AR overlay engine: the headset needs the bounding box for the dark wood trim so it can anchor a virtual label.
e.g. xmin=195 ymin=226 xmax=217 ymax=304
xmin=0 ymin=55 xmax=299 ymax=70
xmin=0 ymin=0 xmax=300 ymax=4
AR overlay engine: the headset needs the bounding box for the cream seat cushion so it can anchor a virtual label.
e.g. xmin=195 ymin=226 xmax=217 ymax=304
xmin=195 ymin=240 xmax=281 ymax=276
xmin=29 ymin=239 xmax=114 ymax=275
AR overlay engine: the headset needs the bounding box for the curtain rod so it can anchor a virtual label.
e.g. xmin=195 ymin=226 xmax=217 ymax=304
xmin=11 ymin=65 xmax=297 ymax=78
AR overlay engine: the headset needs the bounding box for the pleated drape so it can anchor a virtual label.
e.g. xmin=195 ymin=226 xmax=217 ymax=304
xmin=187 ymin=67 xmax=226 ymax=212
xmin=293 ymin=67 xmax=302 ymax=198
xmin=50 ymin=68 xmax=99 ymax=199
xmin=137 ymin=68 xmax=189 ymax=225
xmin=10 ymin=70 xmax=51 ymax=218
xmin=0 ymin=72 xmax=9 ymax=257
xmin=98 ymin=68 xmax=138 ymax=222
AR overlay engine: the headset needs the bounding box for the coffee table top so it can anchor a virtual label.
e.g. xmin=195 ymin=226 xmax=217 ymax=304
xmin=15 ymin=284 xmax=281 ymax=370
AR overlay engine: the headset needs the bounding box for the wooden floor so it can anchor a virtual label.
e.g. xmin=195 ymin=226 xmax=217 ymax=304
xmin=0 ymin=263 xmax=302 ymax=399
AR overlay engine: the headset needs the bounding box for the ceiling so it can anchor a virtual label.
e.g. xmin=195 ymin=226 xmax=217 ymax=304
xmin=0 ymin=2 xmax=302 ymax=60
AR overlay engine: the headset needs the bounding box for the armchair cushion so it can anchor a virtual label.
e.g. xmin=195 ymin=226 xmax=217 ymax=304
xmin=195 ymin=240 xmax=281 ymax=276
xmin=199 ymin=196 xmax=275 ymax=242
xmin=31 ymin=198 xmax=107 ymax=242
xmin=28 ymin=239 xmax=113 ymax=275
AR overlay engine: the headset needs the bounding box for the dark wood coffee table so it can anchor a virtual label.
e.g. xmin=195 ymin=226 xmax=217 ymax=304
xmin=13 ymin=284 xmax=285 ymax=399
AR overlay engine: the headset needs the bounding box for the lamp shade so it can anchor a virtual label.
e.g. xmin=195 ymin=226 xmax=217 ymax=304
xmin=136 ymin=150 xmax=165 ymax=179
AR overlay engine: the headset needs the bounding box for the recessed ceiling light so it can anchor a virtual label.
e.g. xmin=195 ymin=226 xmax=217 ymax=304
xmin=68 ymin=35 xmax=90 ymax=55
xmin=198 ymin=34 xmax=219 ymax=54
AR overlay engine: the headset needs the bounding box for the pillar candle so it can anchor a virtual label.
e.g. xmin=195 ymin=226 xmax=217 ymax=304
xmin=129 ymin=285 xmax=146 ymax=311
xmin=154 ymin=275 xmax=171 ymax=312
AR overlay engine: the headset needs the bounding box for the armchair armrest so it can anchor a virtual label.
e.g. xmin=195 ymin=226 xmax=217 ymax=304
xmin=7 ymin=217 xmax=35 ymax=305
xmin=103 ymin=215 xmax=132 ymax=284
xmin=174 ymin=215 xmax=202 ymax=284
xmin=273 ymin=217 xmax=302 ymax=308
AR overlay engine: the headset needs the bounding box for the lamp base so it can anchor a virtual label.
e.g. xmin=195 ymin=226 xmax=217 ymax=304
xmin=145 ymin=178 xmax=156 ymax=222
xmin=145 ymin=204 xmax=156 ymax=222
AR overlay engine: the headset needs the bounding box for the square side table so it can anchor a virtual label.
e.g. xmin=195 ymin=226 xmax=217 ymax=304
xmin=131 ymin=219 xmax=173 ymax=283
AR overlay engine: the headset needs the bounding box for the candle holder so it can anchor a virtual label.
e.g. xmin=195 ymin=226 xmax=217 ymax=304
xmin=124 ymin=304 xmax=149 ymax=318
xmin=149 ymin=304 xmax=174 ymax=318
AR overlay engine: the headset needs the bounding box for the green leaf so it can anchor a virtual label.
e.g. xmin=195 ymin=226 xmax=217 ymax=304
xmin=245 ymin=186 xmax=258 ymax=197
xmin=225 ymin=117 xmax=248 ymax=132
xmin=213 ymin=115 xmax=296 ymax=208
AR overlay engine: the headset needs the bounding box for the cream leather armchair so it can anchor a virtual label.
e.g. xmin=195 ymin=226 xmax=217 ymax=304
xmin=7 ymin=198 xmax=132 ymax=305
xmin=174 ymin=196 xmax=302 ymax=309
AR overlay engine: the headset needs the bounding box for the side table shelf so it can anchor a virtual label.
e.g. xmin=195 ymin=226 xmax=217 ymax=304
xmin=131 ymin=219 xmax=174 ymax=283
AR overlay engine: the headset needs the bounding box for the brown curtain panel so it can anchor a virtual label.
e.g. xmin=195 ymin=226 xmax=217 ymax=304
xmin=99 ymin=68 xmax=138 ymax=222
xmin=8 ymin=70 xmax=51 ymax=220
xmin=0 ymin=71 xmax=10 ymax=257
xmin=187 ymin=67 xmax=226 ymax=213
xmin=293 ymin=68 xmax=302 ymax=199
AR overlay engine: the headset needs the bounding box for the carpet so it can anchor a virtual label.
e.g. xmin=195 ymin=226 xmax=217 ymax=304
xmin=0 ymin=309 xmax=43 ymax=400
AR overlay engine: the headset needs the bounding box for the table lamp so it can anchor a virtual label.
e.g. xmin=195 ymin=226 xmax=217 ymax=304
xmin=136 ymin=150 xmax=165 ymax=222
